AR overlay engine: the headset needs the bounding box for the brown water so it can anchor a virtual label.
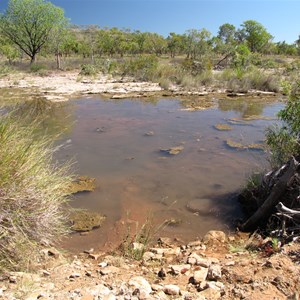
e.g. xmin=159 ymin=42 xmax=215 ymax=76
xmin=47 ymin=96 xmax=283 ymax=252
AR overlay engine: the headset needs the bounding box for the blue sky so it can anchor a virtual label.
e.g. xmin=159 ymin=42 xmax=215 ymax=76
xmin=0 ymin=0 xmax=299 ymax=43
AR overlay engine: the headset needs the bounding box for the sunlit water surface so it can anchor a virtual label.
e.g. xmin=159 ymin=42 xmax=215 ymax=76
xmin=43 ymin=96 xmax=282 ymax=252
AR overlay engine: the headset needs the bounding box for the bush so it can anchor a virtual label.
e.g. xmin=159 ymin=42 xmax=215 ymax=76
xmin=266 ymin=84 xmax=300 ymax=166
xmin=0 ymin=113 xmax=72 ymax=271
xmin=79 ymin=63 xmax=97 ymax=76
xmin=119 ymin=55 xmax=158 ymax=81
xmin=30 ymin=63 xmax=47 ymax=73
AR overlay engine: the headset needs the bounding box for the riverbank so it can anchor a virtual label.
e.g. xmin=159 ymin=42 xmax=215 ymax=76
xmin=0 ymin=70 xmax=280 ymax=103
xmin=1 ymin=230 xmax=299 ymax=300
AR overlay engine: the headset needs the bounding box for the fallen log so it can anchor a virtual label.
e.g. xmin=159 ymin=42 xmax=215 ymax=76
xmin=241 ymin=156 xmax=299 ymax=231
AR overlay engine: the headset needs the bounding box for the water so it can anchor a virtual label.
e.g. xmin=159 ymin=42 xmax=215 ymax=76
xmin=48 ymin=96 xmax=282 ymax=252
xmin=1 ymin=93 xmax=282 ymax=251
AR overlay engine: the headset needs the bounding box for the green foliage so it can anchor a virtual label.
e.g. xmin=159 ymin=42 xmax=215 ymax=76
xmin=30 ymin=63 xmax=47 ymax=73
xmin=79 ymin=63 xmax=97 ymax=76
xmin=119 ymin=55 xmax=158 ymax=81
xmin=0 ymin=0 xmax=68 ymax=63
xmin=238 ymin=20 xmax=273 ymax=53
xmin=0 ymin=112 xmax=72 ymax=271
xmin=266 ymin=85 xmax=300 ymax=166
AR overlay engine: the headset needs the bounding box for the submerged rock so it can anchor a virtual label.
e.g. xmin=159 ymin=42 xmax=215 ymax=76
xmin=160 ymin=146 xmax=184 ymax=155
xmin=225 ymin=139 xmax=245 ymax=150
xmin=67 ymin=176 xmax=96 ymax=194
xmin=225 ymin=139 xmax=265 ymax=151
xmin=69 ymin=210 xmax=106 ymax=232
xmin=214 ymin=123 xmax=233 ymax=131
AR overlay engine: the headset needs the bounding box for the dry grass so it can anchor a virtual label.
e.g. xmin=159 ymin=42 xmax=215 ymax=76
xmin=0 ymin=112 xmax=72 ymax=271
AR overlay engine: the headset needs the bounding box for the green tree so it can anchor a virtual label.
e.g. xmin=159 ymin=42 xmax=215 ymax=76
xmin=0 ymin=0 xmax=67 ymax=64
xmin=0 ymin=35 xmax=19 ymax=64
xmin=217 ymin=23 xmax=236 ymax=44
xmin=238 ymin=20 xmax=273 ymax=53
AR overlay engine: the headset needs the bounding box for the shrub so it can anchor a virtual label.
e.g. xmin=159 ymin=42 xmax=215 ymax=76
xmin=30 ymin=63 xmax=47 ymax=73
xmin=119 ymin=55 xmax=158 ymax=81
xmin=79 ymin=63 xmax=97 ymax=76
xmin=266 ymin=84 xmax=300 ymax=166
xmin=0 ymin=112 xmax=72 ymax=271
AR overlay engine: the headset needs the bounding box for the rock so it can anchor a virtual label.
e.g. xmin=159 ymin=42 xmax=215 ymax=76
xmin=203 ymin=230 xmax=226 ymax=244
xmin=157 ymin=237 xmax=174 ymax=247
xmin=69 ymin=273 xmax=81 ymax=279
xmin=188 ymin=253 xmax=211 ymax=268
xmin=88 ymin=253 xmax=101 ymax=260
xmin=207 ymin=265 xmax=222 ymax=281
xmin=9 ymin=275 xmax=17 ymax=283
xmin=160 ymin=146 xmax=184 ymax=155
xmin=41 ymin=270 xmax=50 ymax=276
xmin=186 ymin=198 xmax=214 ymax=216
xmin=163 ymin=284 xmax=180 ymax=295
xmin=98 ymin=261 xmax=108 ymax=268
xmin=225 ymin=139 xmax=246 ymax=150
xmin=192 ymin=268 xmax=209 ymax=284
xmin=158 ymin=268 xmax=167 ymax=279
xmin=155 ymin=291 xmax=170 ymax=300
xmin=199 ymin=287 xmax=221 ymax=299
xmin=144 ymin=131 xmax=154 ymax=136
xmin=169 ymin=264 xmax=191 ymax=275
xmin=67 ymin=176 xmax=96 ymax=194
xmin=99 ymin=266 xmax=119 ymax=275
xmin=132 ymin=242 xmax=145 ymax=252
xmin=143 ymin=251 xmax=155 ymax=262
xmin=129 ymin=276 xmax=152 ymax=296
xmin=214 ymin=124 xmax=233 ymax=131
xmin=69 ymin=210 xmax=106 ymax=232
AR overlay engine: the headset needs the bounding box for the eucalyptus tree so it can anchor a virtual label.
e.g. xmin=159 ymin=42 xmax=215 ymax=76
xmin=0 ymin=34 xmax=19 ymax=64
xmin=237 ymin=20 xmax=273 ymax=53
xmin=145 ymin=32 xmax=167 ymax=56
xmin=167 ymin=32 xmax=184 ymax=58
xmin=0 ymin=0 xmax=68 ymax=64
xmin=184 ymin=28 xmax=211 ymax=60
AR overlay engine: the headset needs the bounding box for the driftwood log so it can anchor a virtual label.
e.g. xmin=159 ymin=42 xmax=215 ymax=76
xmin=241 ymin=156 xmax=300 ymax=232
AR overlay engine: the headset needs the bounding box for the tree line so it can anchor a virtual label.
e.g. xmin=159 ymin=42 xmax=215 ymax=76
xmin=0 ymin=0 xmax=300 ymax=68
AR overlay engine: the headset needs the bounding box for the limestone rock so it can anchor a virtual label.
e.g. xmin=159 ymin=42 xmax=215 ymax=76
xmin=192 ymin=268 xmax=209 ymax=284
xmin=203 ymin=230 xmax=226 ymax=244
xmin=163 ymin=284 xmax=180 ymax=295
xmin=207 ymin=264 xmax=222 ymax=281
xmin=129 ymin=276 xmax=152 ymax=296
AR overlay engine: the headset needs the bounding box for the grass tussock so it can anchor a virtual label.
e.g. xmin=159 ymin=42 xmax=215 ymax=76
xmin=0 ymin=113 xmax=72 ymax=271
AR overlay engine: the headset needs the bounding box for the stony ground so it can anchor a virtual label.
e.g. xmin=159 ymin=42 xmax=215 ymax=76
xmin=1 ymin=231 xmax=299 ymax=300
xmin=0 ymin=70 xmax=278 ymax=103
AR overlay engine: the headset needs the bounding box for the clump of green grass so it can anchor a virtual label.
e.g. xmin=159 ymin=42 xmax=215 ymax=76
xmin=0 ymin=112 xmax=72 ymax=271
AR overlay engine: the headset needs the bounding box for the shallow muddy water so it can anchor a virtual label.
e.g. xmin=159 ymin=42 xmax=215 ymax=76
xmin=46 ymin=96 xmax=283 ymax=252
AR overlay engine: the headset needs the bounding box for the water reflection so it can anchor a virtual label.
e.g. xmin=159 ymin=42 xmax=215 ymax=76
xmin=217 ymin=98 xmax=268 ymax=117
xmin=11 ymin=98 xmax=74 ymax=137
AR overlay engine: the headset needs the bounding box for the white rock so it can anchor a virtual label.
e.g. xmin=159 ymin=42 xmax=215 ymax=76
xmin=193 ymin=268 xmax=209 ymax=284
xmin=163 ymin=284 xmax=180 ymax=295
xmin=129 ymin=276 xmax=152 ymax=296
xmin=98 ymin=261 xmax=108 ymax=268
xmin=203 ymin=231 xmax=226 ymax=244
xmin=207 ymin=265 xmax=222 ymax=280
